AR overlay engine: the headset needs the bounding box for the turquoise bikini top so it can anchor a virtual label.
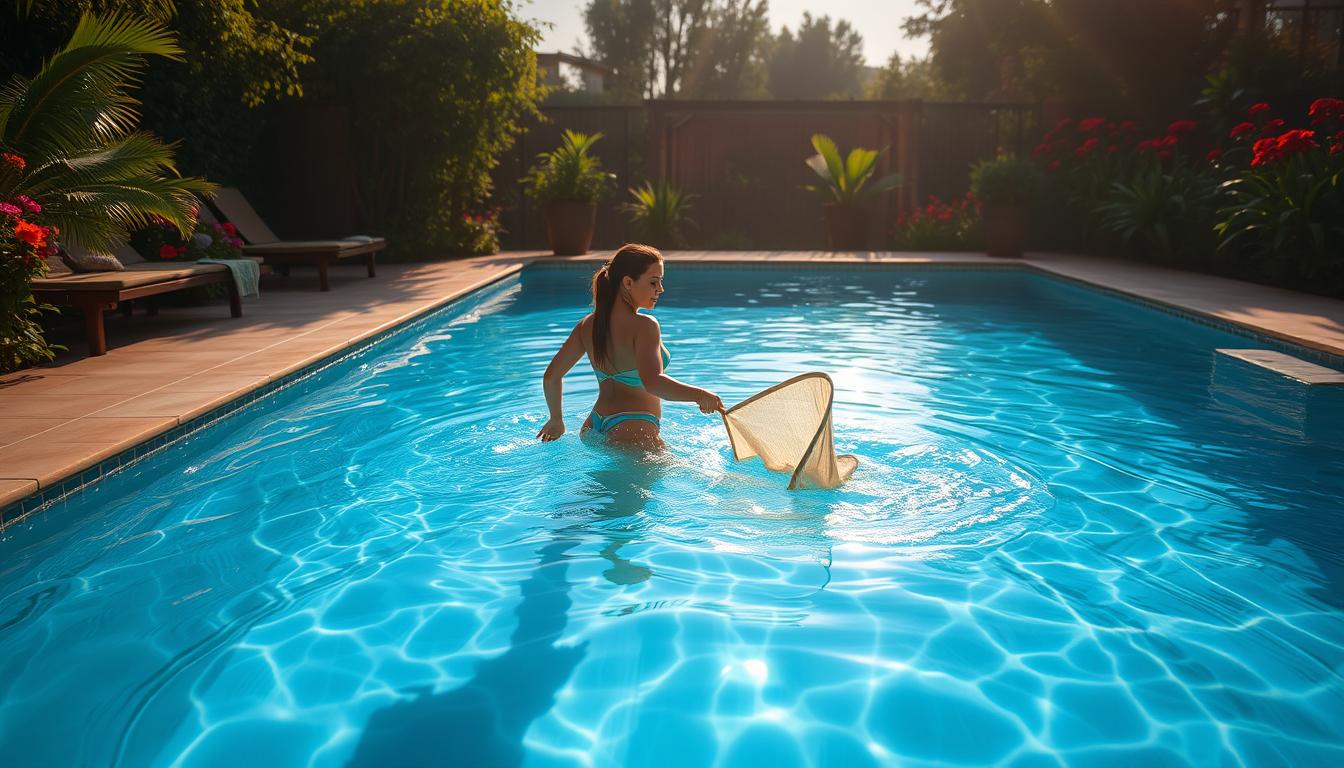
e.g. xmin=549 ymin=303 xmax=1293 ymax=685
xmin=594 ymin=344 xmax=671 ymax=388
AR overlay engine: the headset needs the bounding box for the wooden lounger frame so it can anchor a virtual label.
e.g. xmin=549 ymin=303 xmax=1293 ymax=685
xmin=32 ymin=271 xmax=241 ymax=356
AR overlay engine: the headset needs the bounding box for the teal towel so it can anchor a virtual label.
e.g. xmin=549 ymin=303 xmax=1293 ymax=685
xmin=198 ymin=257 xmax=260 ymax=298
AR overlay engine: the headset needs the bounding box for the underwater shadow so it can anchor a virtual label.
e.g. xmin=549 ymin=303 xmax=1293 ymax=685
xmin=345 ymin=538 xmax=586 ymax=768
xmin=346 ymin=450 xmax=673 ymax=767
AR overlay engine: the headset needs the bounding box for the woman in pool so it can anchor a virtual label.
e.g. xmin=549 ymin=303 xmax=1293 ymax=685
xmin=537 ymin=244 xmax=724 ymax=449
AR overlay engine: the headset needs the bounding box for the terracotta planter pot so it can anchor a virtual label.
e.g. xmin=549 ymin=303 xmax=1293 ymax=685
xmin=822 ymin=203 xmax=868 ymax=250
xmin=982 ymin=205 xmax=1027 ymax=258
xmin=544 ymin=201 xmax=597 ymax=256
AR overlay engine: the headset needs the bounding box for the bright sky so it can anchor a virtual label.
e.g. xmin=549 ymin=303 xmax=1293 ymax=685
xmin=518 ymin=0 xmax=931 ymax=68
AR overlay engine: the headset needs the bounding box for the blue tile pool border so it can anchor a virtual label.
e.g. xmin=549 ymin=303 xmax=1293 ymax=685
xmin=4 ymin=257 xmax=1341 ymax=531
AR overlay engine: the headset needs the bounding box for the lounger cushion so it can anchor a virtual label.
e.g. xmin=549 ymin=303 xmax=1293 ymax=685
xmin=242 ymin=240 xmax=375 ymax=254
xmin=62 ymin=243 xmax=124 ymax=273
xmin=32 ymin=262 xmax=228 ymax=291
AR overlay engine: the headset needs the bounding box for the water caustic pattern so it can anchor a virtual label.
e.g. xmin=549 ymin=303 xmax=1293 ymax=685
xmin=2 ymin=267 xmax=1343 ymax=767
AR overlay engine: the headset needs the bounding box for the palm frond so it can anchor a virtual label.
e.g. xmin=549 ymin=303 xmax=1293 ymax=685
xmin=0 ymin=13 xmax=182 ymax=158
xmin=41 ymin=175 xmax=212 ymax=250
xmin=23 ymin=131 xmax=185 ymax=193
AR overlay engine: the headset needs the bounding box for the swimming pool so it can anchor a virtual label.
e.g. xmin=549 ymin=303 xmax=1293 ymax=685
xmin=1 ymin=264 xmax=1342 ymax=766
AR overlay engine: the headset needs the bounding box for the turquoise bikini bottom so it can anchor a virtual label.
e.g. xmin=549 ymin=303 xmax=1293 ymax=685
xmin=589 ymin=410 xmax=660 ymax=435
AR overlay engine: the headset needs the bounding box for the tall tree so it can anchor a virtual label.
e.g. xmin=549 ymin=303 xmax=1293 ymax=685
xmin=652 ymin=0 xmax=710 ymax=96
xmin=766 ymin=13 xmax=865 ymax=99
xmin=681 ymin=0 xmax=770 ymax=99
xmin=865 ymin=52 xmax=946 ymax=99
xmin=902 ymin=0 xmax=1054 ymax=100
xmin=583 ymin=0 xmax=657 ymax=101
xmin=903 ymin=0 xmax=1237 ymax=114
xmin=587 ymin=0 xmax=765 ymax=99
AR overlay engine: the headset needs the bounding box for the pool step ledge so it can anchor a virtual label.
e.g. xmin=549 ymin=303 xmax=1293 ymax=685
xmin=1215 ymin=348 xmax=1344 ymax=385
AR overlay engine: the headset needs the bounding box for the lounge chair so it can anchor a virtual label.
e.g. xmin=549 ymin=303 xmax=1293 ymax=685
xmin=205 ymin=188 xmax=383 ymax=292
xmin=31 ymin=244 xmax=241 ymax=356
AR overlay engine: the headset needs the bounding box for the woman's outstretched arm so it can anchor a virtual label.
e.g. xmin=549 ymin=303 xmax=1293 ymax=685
xmin=538 ymin=319 xmax=588 ymax=441
xmin=634 ymin=316 xmax=724 ymax=413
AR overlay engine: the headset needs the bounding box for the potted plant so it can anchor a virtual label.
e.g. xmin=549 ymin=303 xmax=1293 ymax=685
xmin=970 ymin=156 xmax=1042 ymax=258
xmin=621 ymin=180 xmax=696 ymax=248
xmin=524 ymin=130 xmax=614 ymax=255
xmin=804 ymin=133 xmax=902 ymax=250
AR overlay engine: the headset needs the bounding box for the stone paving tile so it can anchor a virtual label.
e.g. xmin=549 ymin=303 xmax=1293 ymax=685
xmin=0 ymin=441 xmax=124 ymax=488
xmin=0 ymin=393 xmax=131 ymax=419
xmin=0 ymin=480 xmax=38 ymax=512
xmin=0 ymin=417 xmax=70 ymax=447
xmin=38 ymin=416 xmax=178 ymax=446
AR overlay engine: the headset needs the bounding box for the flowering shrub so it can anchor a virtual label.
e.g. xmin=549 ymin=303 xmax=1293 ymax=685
xmin=1 ymin=152 xmax=62 ymax=371
xmin=890 ymin=193 xmax=982 ymax=250
xmin=1216 ymin=100 xmax=1344 ymax=286
xmin=133 ymin=216 xmax=245 ymax=262
xmin=1032 ymin=98 xmax=1344 ymax=294
xmin=454 ymin=209 xmax=503 ymax=255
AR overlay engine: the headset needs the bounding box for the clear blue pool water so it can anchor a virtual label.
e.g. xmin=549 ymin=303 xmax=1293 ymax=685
xmin=2 ymin=265 xmax=1343 ymax=767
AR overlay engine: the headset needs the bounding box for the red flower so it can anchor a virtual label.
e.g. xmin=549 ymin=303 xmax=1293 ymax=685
xmin=1106 ymin=144 xmax=1119 ymax=154
xmin=159 ymin=244 xmax=179 ymax=260
xmin=1 ymin=152 xmax=24 ymax=171
xmin=1074 ymin=137 xmax=1100 ymax=158
xmin=1167 ymin=120 xmax=1198 ymax=136
xmin=175 ymin=245 xmax=189 ymax=256
xmin=221 ymin=222 xmax=237 ymax=236
xmin=1309 ymin=97 xmax=1344 ymax=125
xmin=1248 ymin=102 xmax=1271 ymax=117
xmin=1047 ymin=159 xmax=1061 ymax=171
xmin=1251 ymin=130 xmax=1318 ymax=166
xmin=14 ymin=220 xmax=47 ymax=249
xmin=1118 ymin=120 xmax=1138 ymax=132
xmin=15 ymin=195 xmax=40 ymax=213
xmin=1078 ymin=117 xmax=1107 ymax=133
xmin=0 ymin=202 xmax=20 ymax=216
xmin=1160 ymin=135 xmax=1179 ymax=148
xmin=1276 ymin=128 xmax=1317 ymax=154
xmin=1206 ymin=148 xmax=1224 ymax=162
xmin=1261 ymin=118 xmax=1285 ymax=135
xmin=1230 ymin=122 xmax=1255 ymax=139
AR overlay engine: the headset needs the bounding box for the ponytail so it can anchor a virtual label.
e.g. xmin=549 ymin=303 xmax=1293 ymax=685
xmin=590 ymin=243 xmax=663 ymax=368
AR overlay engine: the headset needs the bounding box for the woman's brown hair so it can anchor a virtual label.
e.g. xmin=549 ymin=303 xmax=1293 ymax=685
xmin=590 ymin=243 xmax=663 ymax=369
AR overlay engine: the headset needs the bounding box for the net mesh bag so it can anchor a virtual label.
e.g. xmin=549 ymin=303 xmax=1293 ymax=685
xmin=721 ymin=372 xmax=858 ymax=490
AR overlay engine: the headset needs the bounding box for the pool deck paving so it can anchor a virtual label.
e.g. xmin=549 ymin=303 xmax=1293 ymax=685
xmin=2 ymin=249 xmax=1342 ymax=513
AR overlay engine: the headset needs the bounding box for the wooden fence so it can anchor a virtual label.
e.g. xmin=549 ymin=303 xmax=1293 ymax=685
xmin=249 ymin=99 xmax=1044 ymax=251
xmin=500 ymin=100 xmax=1041 ymax=250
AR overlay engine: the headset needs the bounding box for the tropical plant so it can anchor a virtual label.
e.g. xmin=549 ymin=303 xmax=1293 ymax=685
xmin=524 ymin=130 xmax=615 ymax=204
xmin=3 ymin=1 xmax=312 ymax=184
xmin=622 ymin=180 xmax=696 ymax=247
xmin=970 ymin=156 xmax=1043 ymax=208
xmin=804 ymin=133 xmax=901 ymax=206
xmin=0 ymin=12 xmax=212 ymax=251
xmin=1095 ymin=163 xmax=1217 ymax=261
